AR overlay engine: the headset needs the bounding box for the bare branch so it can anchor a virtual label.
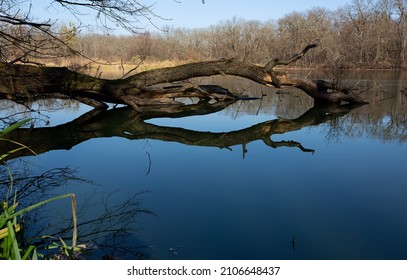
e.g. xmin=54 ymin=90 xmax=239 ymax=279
xmin=264 ymin=39 xmax=321 ymax=71
xmin=53 ymin=0 xmax=166 ymax=33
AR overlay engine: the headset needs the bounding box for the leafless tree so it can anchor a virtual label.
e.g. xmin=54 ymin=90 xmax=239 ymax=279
xmin=0 ymin=0 xmax=165 ymax=64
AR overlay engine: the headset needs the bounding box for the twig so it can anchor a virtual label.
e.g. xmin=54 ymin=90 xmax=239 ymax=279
xmin=145 ymin=151 xmax=152 ymax=175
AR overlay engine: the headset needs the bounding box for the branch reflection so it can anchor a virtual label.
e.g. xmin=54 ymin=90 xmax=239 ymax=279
xmin=0 ymin=102 xmax=365 ymax=160
xmin=0 ymin=162 xmax=153 ymax=259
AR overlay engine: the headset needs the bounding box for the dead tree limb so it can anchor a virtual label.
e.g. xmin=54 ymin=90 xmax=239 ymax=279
xmin=0 ymin=43 xmax=368 ymax=111
xmin=264 ymin=40 xmax=321 ymax=71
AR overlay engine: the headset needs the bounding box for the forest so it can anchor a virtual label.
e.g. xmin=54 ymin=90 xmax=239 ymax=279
xmin=54 ymin=0 xmax=407 ymax=70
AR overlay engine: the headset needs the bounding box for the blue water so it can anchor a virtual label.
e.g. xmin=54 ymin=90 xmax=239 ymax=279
xmin=24 ymin=114 xmax=406 ymax=259
xmin=2 ymin=75 xmax=407 ymax=260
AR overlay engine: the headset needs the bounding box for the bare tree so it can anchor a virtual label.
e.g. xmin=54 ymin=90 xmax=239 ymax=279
xmin=339 ymin=0 xmax=378 ymax=66
xmin=392 ymin=0 xmax=407 ymax=66
xmin=51 ymin=0 xmax=160 ymax=33
xmin=0 ymin=1 xmax=60 ymax=63
xmin=0 ymin=0 xmax=163 ymax=64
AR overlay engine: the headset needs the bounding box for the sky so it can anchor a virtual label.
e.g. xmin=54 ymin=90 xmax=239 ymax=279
xmin=152 ymin=0 xmax=351 ymax=29
xmin=34 ymin=0 xmax=353 ymax=34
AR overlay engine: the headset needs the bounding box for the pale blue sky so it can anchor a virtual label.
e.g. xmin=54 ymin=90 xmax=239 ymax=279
xmin=154 ymin=0 xmax=351 ymax=28
xmin=35 ymin=0 xmax=353 ymax=33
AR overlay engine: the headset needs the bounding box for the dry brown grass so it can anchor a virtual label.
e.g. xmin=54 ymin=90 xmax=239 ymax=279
xmin=45 ymin=58 xmax=195 ymax=79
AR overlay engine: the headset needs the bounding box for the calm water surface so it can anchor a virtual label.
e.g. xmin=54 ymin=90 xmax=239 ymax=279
xmin=1 ymin=71 xmax=406 ymax=259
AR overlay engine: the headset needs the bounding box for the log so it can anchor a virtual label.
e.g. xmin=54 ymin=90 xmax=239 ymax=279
xmin=0 ymin=43 xmax=368 ymax=111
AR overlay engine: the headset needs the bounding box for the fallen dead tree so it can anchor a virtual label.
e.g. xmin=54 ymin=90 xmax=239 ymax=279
xmin=0 ymin=42 xmax=368 ymax=112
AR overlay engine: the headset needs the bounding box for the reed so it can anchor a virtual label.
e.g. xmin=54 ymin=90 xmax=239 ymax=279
xmin=0 ymin=120 xmax=78 ymax=259
xmin=0 ymin=193 xmax=78 ymax=259
xmin=0 ymin=119 xmax=36 ymax=164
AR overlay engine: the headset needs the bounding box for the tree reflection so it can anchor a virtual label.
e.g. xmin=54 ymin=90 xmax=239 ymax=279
xmin=36 ymin=191 xmax=154 ymax=260
xmin=0 ymin=101 xmax=369 ymax=160
xmin=0 ymin=164 xmax=87 ymax=204
xmin=0 ymin=162 xmax=153 ymax=259
xmin=52 ymin=191 xmax=154 ymax=259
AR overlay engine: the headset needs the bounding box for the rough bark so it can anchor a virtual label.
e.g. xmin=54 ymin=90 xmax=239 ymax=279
xmin=0 ymin=43 xmax=368 ymax=111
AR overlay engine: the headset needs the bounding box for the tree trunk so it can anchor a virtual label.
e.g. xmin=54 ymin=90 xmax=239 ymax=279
xmin=0 ymin=43 xmax=368 ymax=111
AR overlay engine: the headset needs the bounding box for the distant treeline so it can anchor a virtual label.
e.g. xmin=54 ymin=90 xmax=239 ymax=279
xmin=72 ymin=0 xmax=407 ymax=69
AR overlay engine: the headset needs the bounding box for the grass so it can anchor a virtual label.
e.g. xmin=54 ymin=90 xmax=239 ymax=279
xmin=83 ymin=59 xmax=195 ymax=79
xmin=0 ymin=193 xmax=78 ymax=259
xmin=0 ymin=119 xmax=36 ymax=163
xmin=0 ymin=120 xmax=79 ymax=260
xmin=45 ymin=57 xmax=195 ymax=79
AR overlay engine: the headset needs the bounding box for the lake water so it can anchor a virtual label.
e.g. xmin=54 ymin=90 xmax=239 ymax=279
xmin=1 ymin=71 xmax=406 ymax=260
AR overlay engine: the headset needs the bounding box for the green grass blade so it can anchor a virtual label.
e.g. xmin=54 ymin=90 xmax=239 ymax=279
xmin=0 ymin=138 xmax=37 ymax=162
xmin=3 ymin=233 xmax=10 ymax=259
xmin=22 ymin=245 xmax=36 ymax=260
xmin=71 ymin=194 xmax=77 ymax=248
xmin=0 ymin=145 xmax=31 ymax=162
xmin=0 ymin=119 xmax=30 ymax=137
xmin=6 ymin=221 xmax=21 ymax=260
xmin=32 ymin=247 xmax=38 ymax=260
xmin=8 ymin=193 xmax=74 ymax=221
xmin=0 ymin=118 xmax=36 ymax=163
